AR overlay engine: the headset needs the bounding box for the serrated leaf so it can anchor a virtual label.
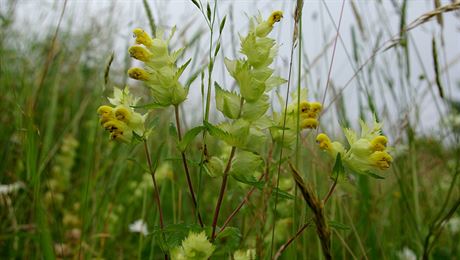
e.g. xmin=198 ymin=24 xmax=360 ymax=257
xmin=265 ymin=76 xmax=287 ymax=92
xmin=244 ymin=128 xmax=267 ymax=153
xmin=215 ymin=83 xmax=241 ymax=119
xmin=242 ymin=94 xmax=269 ymax=121
xmin=229 ymin=150 xmax=263 ymax=181
xmin=178 ymin=125 xmax=205 ymax=151
xmin=224 ymin=58 xmax=237 ymax=77
xmin=329 ymin=221 xmax=351 ymax=231
xmin=175 ymin=58 xmax=192 ymax=79
xmin=204 ymin=121 xmax=239 ymax=147
xmin=152 ymin=223 xmax=203 ymax=251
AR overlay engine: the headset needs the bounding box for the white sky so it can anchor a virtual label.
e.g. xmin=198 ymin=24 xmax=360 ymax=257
xmin=11 ymin=0 xmax=460 ymax=141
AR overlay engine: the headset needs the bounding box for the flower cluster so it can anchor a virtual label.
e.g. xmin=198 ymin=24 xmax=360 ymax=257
xmin=316 ymin=119 xmax=393 ymax=176
xmin=97 ymin=87 xmax=145 ymax=143
xmin=128 ymin=28 xmax=188 ymax=106
xmin=271 ymin=89 xmax=321 ymax=148
xmin=170 ymin=232 xmax=215 ymax=260
xmin=286 ymin=100 xmax=322 ymax=130
xmin=224 ymin=11 xmax=284 ymax=103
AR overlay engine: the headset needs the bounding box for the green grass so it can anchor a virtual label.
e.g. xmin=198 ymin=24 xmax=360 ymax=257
xmin=1 ymin=0 xmax=460 ymax=259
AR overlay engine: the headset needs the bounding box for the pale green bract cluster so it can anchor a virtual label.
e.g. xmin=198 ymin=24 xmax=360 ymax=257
xmin=204 ymin=11 xmax=285 ymax=178
xmin=170 ymin=232 xmax=215 ymax=260
xmin=97 ymin=87 xmax=146 ymax=143
xmin=128 ymin=28 xmax=189 ymax=106
xmin=316 ymin=118 xmax=393 ymax=178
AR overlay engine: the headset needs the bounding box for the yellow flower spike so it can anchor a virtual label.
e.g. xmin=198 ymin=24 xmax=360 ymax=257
xmin=103 ymin=120 xmax=132 ymax=143
xmin=316 ymin=133 xmax=332 ymax=151
xmin=370 ymin=151 xmax=393 ymax=170
xmin=268 ymin=10 xmax=283 ymax=26
xmin=128 ymin=67 xmax=151 ymax=81
xmin=97 ymin=105 xmax=115 ymax=125
xmin=299 ymin=101 xmax=310 ymax=113
xmin=309 ymin=102 xmax=322 ymax=114
xmin=133 ymin=28 xmax=153 ymax=47
xmin=370 ymin=135 xmax=388 ymax=151
xmin=301 ymin=118 xmax=318 ymax=129
xmin=114 ymin=106 xmax=132 ymax=123
xmin=128 ymin=45 xmax=153 ymax=62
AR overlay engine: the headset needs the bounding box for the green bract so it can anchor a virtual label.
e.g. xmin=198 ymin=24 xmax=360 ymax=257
xmin=128 ymin=28 xmax=189 ymax=106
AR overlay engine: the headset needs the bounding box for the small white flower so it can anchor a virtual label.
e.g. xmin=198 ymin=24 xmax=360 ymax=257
xmin=129 ymin=219 xmax=148 ymax=235
xmin=0 ymin=182 xmax=25 ymax=195
xmin=397 ymin=247 xmax=416 ymax=260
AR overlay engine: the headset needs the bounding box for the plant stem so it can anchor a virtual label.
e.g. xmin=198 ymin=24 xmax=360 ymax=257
xmin=174 ymin=105 xmax=204 ymax=227
xmin=218 ymin=142 xmax=274 ymax=236
xmin=143 ymin=140 xmax=167 ymax=260
xmin=274 ymin=219 xmax=313 ymax=260
xmin=323 ymin=177 xmax=338 ymax=204
xmin=211 ymin=146 xmax=236 ymax=240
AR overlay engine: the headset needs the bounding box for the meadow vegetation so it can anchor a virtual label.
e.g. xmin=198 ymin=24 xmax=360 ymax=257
xmin=1 ymin=0 xmax=460 ymax=259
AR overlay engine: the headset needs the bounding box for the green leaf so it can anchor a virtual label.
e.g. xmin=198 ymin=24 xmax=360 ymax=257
xmin=219 ymin=16 xmax=227 ymax=34
xmin=229 ymin=150 xmax=263 ymax=181
xmin=214 ymin=42 xmax=221 ymax=57
xmin=265 ymin=76 xmax=287 ymax=92
xmin=206 ymin=2 xmax=211 ymax=21
xmin=190 ymin=0 xmax=200 ymax=10
xmin=213 ymin=227 xmax=242 ymax=256
xmin=365 ymin=171 xmax=385 ymax=179
xmin=224 ymin=58 xmax=237 ymax=77
xmin=329 ymin=221 xmax=351 ymax=231
xmin=152 ymin=223 xmax=203 ymax=251
xmin=231 ymin=174 xmax=264 ymax=189
xmin=175 ymin=58 xmax=192 ymax=79
xmin=131 ymin=102 xmax=169 ymax=109
xmin=271 ymin=187 xmax=295 ymax=200
xmin=177 ymin=125 xmax=205 ymax=151
xmin=332 ymin=153 xmax=345 ymax=180
xmin=242 ymin=94 xmax=269 ymax=121
xmin=244 ymin=128 xmax=268 ymax=153
xmin=204 ymin=121 xmax=240 ymax=147
xmin=215 ymin=83 xmax=241 ymax=119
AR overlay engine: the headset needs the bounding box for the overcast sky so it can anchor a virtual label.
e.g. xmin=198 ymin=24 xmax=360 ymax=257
xmin=11 ymin=0 xmax=460 ymax=139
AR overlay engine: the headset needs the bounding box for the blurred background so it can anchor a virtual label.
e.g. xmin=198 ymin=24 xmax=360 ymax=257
xmin=1 ymin=0 xmax=460 ymax=259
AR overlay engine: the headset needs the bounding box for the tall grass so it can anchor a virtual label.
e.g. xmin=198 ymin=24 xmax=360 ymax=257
xmin=1 ymin=0 xmax=460 ymax=259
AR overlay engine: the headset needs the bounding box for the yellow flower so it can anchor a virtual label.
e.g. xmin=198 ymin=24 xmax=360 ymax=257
xmin=133 ymin=28 xmax=153 ymax=47
xmin=316 ymin=119 xmax=393 ymax=176
xmin=128 ymin=67 xmax=151 ymax=81
xmin=129 ymin=45 xmax=153 ymax=62
xmin=301 ymin=118 xmax=318 ymax=129
xmin=102 ymin=120 xmax=133 ymax=143
xmin=255 ymin=11 xmax=283 ymax=37
xmin=268 ymin=10 xmax=284 ymax=26
xmin=97 ymin=87 xmax=146 ymax=143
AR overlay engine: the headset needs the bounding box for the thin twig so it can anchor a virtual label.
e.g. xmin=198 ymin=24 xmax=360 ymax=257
xmin=273 ymin=220 xmax=313 ymax=259
xmin=174 ymin=105 xmax=204 ymax=227
xmin=143 ymin=140 xmax=168 ymax=260
xmin=211 ymin=146 xmax=237 ymax=240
